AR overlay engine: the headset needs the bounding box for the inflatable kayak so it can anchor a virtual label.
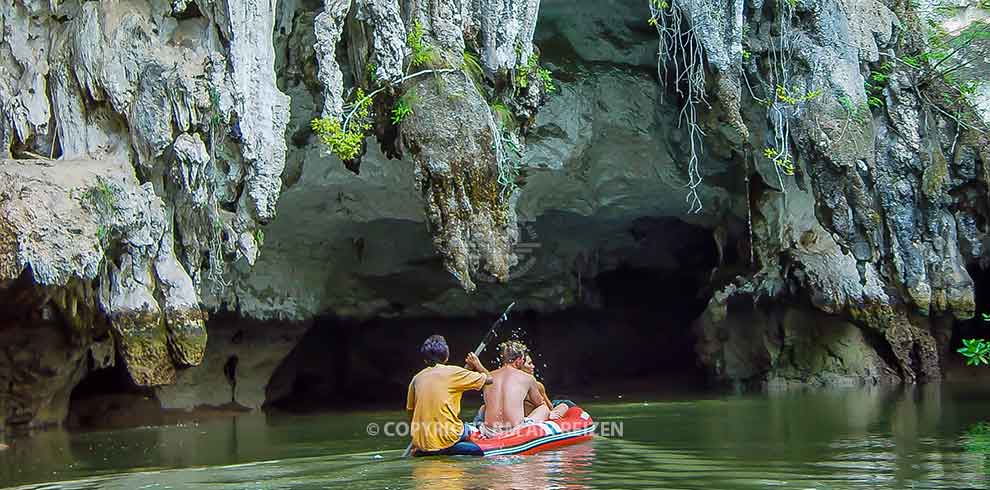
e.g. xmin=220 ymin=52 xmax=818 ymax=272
xmin=415 ymin=406 xmax=595 ymax=457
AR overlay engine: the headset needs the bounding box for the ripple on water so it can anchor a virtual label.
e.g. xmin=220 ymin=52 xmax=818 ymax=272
xmin=6 ymin=387 xmax=990 ymax=490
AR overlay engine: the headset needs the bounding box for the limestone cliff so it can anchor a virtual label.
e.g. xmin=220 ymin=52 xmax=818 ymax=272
xmin=0 ymin=0 xmax=988 ymax=432
xmin=0 ymin=0 xmax=288 ymax=428
xmin=687 ymin=0 xmax=990 ymax=385
xmin=0 ymin=0 xmax=548 ymax=430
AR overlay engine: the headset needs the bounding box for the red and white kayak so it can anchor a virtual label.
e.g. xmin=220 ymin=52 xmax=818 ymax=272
xmin=415 ymin=406 xmax=596 ymax=457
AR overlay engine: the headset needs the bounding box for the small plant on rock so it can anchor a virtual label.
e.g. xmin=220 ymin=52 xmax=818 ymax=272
xmin=538 ymin=66 xmax=556 ymax=93
xmin=82 ymin=176 xmax=118 ymax=212
xmin=311 ymin=88 xmax=374 ymax=161
xmin=490 ymin=101 xmax=516 ymax=130
xmin=775 ymin=85 xmax=822 ymax=105
xmin=863 ymin=62 xmax=893 ymax=109
xmin=391 ymin=90 xmax=418 ymax=125
xmin=763 ymin=147 xmax=795 ymax=175
xmin=81 ymin=176 xmax=120 ymax=244
xmin=837 ymin=95 xmax=870 ymax=125
xmin=407 ymin=21 xmax=441 ymax=69
xmin=462 ymin=50 xmax=485 ymax=92
xmin=960 ymin=338 xmax=990 ymax=366
xmin=366 ymin=62 xmax=378 ymax=83
xmin=960 ymin=314 xmax=990 ymax=366
xmin=515 ymin=52 xmax=555 ymax=93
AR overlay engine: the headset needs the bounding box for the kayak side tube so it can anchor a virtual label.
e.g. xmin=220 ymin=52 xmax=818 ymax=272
xmin=415 ymin=406 xmax=595 ymax=457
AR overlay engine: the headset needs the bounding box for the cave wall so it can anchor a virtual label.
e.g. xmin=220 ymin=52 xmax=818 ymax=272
xmin=0 ymin=0 xmax=291 ymax=427
xmin=0 ymin=0 xmax=988 ymax=431
xmin=236 ymin=0 xmax=747 ymax=321
xmin=679 ymin=0 xmax=990 ymax=385
xmin=155 ymin=315 xmax=312 ymax=410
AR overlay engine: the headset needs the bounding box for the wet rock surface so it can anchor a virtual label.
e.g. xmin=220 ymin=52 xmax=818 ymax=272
xmin=155 ymin=317 xmax=311 ymax=410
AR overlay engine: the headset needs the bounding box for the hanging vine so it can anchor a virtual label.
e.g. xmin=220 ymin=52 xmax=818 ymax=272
xmin=751 ymin=0 xmax=824 ymax=187
xmin=649 ymin=0 xmax=710 ymax=214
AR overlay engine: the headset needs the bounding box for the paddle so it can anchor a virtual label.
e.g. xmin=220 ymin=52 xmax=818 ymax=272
xmin=471 ymin=301 xmax=516 ymax=358
xmin=401 ymin=302 xmax=516 ymax=458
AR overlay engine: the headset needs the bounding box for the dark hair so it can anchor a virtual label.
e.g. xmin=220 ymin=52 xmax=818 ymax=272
xmin=499 ymin=340 xmax=528 ymax=365
xmin=420 ymin=334 xmax=449 ymax=365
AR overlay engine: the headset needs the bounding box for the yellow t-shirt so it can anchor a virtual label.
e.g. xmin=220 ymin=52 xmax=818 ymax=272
xmin=406 ymin=364 xmax=487 ymax=451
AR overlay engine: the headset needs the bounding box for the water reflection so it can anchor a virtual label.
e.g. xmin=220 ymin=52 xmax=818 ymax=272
xmin=412 ymin=459 xmax=469 ymax=490
xmin=409 ymin=444 xmax=595 ymax=490
xmin=4 ymin=385 xmax=990 ymax=489
xmin=476 ymin=444 xmax=594 ymax=490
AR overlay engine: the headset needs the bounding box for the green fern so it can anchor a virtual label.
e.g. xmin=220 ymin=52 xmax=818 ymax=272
xmin=462 ymin=50 xmax=486 ymax=93
xmin=391 ymin=90 xmax=418 ymax=125
xmin=407 ymin=21 xmax=442 ymax=68
xmin=490 ymin=101 xmax=515 ymax=129
xmin=514 ymin=52 xmax=555 ymax=93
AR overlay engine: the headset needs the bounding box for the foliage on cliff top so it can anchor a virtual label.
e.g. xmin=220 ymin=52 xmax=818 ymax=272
xmin=894 ymin=17 xmax=990 ymax=132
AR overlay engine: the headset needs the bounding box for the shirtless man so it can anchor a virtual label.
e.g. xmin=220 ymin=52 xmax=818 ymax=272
xmin=473 ymin=349 xmax=569 ymax=425
xmin=521 ymin=354 xmax=569 ymax=420
xmin=479 ymin=341 xmax=551 ymax=434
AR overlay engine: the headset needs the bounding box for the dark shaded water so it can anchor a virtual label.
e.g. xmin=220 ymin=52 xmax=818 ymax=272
xmin=3 ymin=384 xmax=990 ymax=489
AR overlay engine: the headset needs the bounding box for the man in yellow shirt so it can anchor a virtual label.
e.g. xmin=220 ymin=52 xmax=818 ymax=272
xmin=406 ymin=334 xmax=492 ymax=454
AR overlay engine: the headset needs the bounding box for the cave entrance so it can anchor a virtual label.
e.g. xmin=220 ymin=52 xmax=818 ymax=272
xmin=265 ymin=218 xmax=721 ymax=411
xmin=66 ymin=357 xmax=161 ymax=430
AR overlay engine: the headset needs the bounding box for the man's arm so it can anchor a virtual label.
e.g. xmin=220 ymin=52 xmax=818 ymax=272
xmin=465 ymin=353 xmax=494 ymax=385
xmin=537 ymin=381 xmax=553 ymax=409
xmin=406 ymin=380 xmax=415 ymax=412
xmin=527 ymin=377 xmax=549 ymax=409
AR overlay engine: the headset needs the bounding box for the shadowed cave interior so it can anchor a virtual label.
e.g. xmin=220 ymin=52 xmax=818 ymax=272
xmin=64 ymin=218 xmax=725 ymax=426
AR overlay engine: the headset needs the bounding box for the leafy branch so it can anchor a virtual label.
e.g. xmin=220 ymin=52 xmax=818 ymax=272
xmin=514 ymin=52 xmax=555 ymax=93
xmin=959 ymin=313 xmax=990 ymax=366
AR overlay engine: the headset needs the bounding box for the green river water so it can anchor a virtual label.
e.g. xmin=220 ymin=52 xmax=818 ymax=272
xmin=3 ymin=384 xmax=990 ymax=489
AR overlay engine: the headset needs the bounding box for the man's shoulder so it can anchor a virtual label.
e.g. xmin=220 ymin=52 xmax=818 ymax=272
xmin=434 ymin=364 xmax=468 ymax=374
xmin=410 ymin=365 xmax=436 ymax=382
xmin=433 ymin=364 xmax=482 ymax=378
xmin=495 ymin=366 xmax=535 ymax=383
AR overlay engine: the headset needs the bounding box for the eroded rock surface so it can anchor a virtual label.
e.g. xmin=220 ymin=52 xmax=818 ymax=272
xmin=683 ymin=0 xmax=989 ymax=384
xmin=155 ymin=318 xmax=311 ymax=410
xmin=0 ymin=0 xmax=287 ymax=426
xmin=236 ymin=0 xmax=743 ymax=320
xmin=0 ymin=0 xmax=988 ymax=431
xmin=0 ymin=158 xmax=206 ymax=389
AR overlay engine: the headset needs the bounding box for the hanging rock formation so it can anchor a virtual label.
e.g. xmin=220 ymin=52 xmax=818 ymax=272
xmin=685 ymin=0 xmax=989 ymax=385
xmin=0 ymin=0 xmax=988 ymax=432
xmin=0 ymin=0 xmax=288 ymax=430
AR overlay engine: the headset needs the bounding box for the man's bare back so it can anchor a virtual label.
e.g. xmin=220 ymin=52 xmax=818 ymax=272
xmin=482 ymin=365 xmax=545 ymax=431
